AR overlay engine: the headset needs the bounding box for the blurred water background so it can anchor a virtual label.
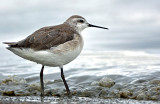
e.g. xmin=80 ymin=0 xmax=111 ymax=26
xmin=0 ymin=0 xmax=160 ymax=103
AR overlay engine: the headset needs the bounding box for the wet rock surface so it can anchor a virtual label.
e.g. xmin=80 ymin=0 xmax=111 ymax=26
xmin=0 ymin=76 xmax=160 ymax=101
xmin=0 ymin=96 xmax=159 ymax=104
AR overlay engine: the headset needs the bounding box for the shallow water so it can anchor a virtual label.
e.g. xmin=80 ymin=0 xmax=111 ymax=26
xmin=0 ymin=96 xmax=159 ymax=104
xmin=0 ymin=47 xmax=160 ymax=102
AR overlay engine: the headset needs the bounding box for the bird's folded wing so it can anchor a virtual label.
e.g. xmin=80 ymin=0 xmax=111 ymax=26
xmin=4 ymin=25 xmax=75 ymax=51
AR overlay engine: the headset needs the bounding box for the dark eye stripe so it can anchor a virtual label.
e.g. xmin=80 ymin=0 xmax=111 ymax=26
xmin=78 ymin=20 xmax=84 ymax=23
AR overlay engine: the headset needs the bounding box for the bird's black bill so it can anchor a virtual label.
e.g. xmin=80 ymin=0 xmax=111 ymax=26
xmin=88 ymin=24 xmax=109 ymax=30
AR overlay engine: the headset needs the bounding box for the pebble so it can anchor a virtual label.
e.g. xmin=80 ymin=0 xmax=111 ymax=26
xmin=136 ymin=92 xmax=148 ymax=100
xmin=91 ymin=81 xmax=99 ymax=86
xmin=119 ymin=90 xmax=131 ymax=98
xmin=99 ymin=77 xmax=115 ymax=88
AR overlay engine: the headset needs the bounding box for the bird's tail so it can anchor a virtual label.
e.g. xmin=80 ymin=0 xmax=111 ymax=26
xmin=3 ymin=42 xmax=18 ymax=47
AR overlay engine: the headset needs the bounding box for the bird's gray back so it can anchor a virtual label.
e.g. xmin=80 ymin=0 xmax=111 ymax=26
xmin=8 ymin=24 xmax=78 ymax=51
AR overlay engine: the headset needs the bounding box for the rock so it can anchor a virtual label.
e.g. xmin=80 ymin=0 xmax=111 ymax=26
xmin=120 ymin=90 xmax=131 ymax=98
xmin=136 ymin=92 xmax=148 ymax=100
xmin=150 ymin=96 xmax=158 ymax=100
xmin=3 ymin=91 xmax=15 ymax=96
xmin=99 ymin=77 xmax=115 ymax=88
xmin=149 ymin=80 xmax=160 ymax=85
xmin=91 ymin=81 xmax=99 ymax=86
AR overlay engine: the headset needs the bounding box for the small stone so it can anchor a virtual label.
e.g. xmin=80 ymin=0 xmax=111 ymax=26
xmin=99 ymin=77 xmax=115 ymax=88
xmin=136 ymin=92 xmax=148 ymax=100
xmin=120 ymin=90 xmax=131 ymax=98
xmin=15 ymin=90 xmax=30 ymax=96
xmin=150 ymin=96 xmax=158 ymax=100
xmin=30 ymin=83 xmax=41 ymax=91
xmin=110 ymin=90 xmax=121 ymax=98
xmin=149 ymin=80 xmax=160 ymax=85
xmin=3 ymin=91 xmax=15 ymax=96
xmin=99 ymin=89 xmax=109 ymax=97
xmin=81 ymin=90 xmax=93 ymax=97
xmin=91 ymin=81 xmax=99 ymax=86
xmin=110 ymin=84 xmax=123 ymax=90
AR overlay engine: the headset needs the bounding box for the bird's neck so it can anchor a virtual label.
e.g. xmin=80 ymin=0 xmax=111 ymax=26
xmin=63 ymin=22 xmax=82 ymax=34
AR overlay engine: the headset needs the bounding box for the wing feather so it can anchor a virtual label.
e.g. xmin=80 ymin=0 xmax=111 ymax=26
xmin=4 ymin=24 xmax=76 ymax=51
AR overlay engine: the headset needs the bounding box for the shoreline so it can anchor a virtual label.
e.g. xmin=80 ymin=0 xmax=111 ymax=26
xmin=0 ymin=96 xmax=160 ymax=104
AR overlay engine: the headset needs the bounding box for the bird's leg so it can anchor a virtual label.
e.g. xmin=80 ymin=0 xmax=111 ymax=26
xmin=40 ymin=65 xmax=44 ymax=97
xmin=60 ymin=67 xmax=70 ymax=95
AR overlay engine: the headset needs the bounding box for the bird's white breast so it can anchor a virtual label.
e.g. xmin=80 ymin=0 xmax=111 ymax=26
xmin=8 ymin=34 xmax=84 ymax=67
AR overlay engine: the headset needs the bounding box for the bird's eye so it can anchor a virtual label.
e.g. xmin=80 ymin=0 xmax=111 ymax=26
xmin=78 ymin=19 xmax=84 ymax=23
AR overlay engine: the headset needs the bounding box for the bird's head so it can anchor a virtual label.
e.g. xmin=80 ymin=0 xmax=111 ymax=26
xmin=64 ymin=15 xmax=108 ymax=33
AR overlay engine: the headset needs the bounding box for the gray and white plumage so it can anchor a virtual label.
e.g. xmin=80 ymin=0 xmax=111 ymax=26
xmin=4 ymin=15 xmax=87 ymax=67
